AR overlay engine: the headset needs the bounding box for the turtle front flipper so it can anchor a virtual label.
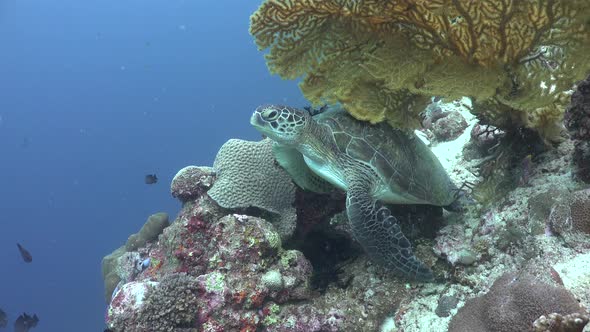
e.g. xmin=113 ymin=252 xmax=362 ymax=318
xmin=272 ymin=143 xmax=334 ymax=193
xmin=346 ymin=176 xmax=434 ymax=281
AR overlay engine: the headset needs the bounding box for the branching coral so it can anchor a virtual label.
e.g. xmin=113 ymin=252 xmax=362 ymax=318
xmin=250 ymin=0 xmax=590 ymax=141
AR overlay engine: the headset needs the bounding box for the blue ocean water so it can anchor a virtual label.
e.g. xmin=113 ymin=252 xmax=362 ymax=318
xmin=0 ymin=1 xmax=306 ymax=330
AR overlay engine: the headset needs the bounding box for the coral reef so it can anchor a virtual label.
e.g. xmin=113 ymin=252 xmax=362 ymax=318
xmin=208 ymin=138 xmax=297 ymax=241
xmin=104 ymin=161 xmax=420 ymax=331
xmin=101 ymin=212 xmax=169 ymax=302
xmin=448 ymin=272 xmax=587 ymax=332
xmin=105 ymin=159 xmax=328 ymax=330
xmin=250 ymin=0 xmax=590 ymax=142
xmin=431 ymin=111 xmax=468 ymax=142
xmin=565 ymin=74 xmax=590 ymax=183
xmin=171 ymin=166 xmax=216 ymax=203
xmin=103 ymin=97 xmax=590 ymax=331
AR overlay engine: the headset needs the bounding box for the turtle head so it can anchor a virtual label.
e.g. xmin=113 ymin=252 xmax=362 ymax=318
xmin=251 ymin=105 xmax=310 ymax=146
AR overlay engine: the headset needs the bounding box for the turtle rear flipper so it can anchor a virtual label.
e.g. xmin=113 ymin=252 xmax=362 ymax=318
xmin=346 ymin=175 xmax=433 ymax=281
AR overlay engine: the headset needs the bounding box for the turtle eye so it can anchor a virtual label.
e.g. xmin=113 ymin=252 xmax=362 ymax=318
xmin=262 ymin=109 xmax=279 ymax=121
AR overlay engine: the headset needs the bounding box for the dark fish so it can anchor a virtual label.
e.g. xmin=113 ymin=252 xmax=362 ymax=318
xmin=144 ymin=174 xmax=158 ymax=185
xmin=0 ymin=308 xmax=7 ymax=328
xmin=21 ymin=137 xmax=30 ymax=149
xmin=17 ymin=243 xmax=32 ymax=263
xmin=14 ymin=313 xmax=38 ymax=332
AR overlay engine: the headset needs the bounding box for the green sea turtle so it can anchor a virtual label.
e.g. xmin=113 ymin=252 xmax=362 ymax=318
xmin=250 ymin=105 xmax=460 ymax=281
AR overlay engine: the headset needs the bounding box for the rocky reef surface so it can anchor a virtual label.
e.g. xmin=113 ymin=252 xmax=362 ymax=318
xmin=103 ymin=96 xmax=590 ymax=331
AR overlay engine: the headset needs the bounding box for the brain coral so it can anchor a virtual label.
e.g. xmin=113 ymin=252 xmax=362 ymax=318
xmin=569 ymin=189 xmax=590 ymax=235
xmin=250 ymin=0 xmax=590 ymax=142
xmin=548 ymin=188 xmax=590 ymax=236
xmin=208 ymin=138 xmax=297 ymax=241
xmin=448 ymin=272 xmax=587 ymax=332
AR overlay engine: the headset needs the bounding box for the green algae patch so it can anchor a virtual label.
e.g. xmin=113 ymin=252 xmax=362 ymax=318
xmin=204 ymin=272 xmax=226 ymax=294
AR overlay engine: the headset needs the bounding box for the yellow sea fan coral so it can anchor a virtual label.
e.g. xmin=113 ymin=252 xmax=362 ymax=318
xmin=250 ymin=0 xmax=590 ymax=139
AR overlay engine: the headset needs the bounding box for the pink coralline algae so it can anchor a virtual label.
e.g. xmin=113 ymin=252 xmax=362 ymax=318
xmin=106 ymin=280 xmax=159 ymax=328
xmin=431 ymin=111 xmax=468 ymax=142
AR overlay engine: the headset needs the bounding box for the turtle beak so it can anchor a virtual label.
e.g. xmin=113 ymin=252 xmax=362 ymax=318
xmin=250 ymin=112 xmax=265 ymax=129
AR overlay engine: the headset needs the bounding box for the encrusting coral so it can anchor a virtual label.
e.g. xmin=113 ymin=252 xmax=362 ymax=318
xmin=250 ymin=0 xmax=590 ymax=142
xmin=136 ymin=273 xmax=200 ymax=331
xmin=170 ymin=166 xmax=216 ymax=203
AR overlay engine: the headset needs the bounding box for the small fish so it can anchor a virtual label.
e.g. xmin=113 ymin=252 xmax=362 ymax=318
xmin=21 ymin=137 xmax=30 ymax=149
xmin=141 ymin=257 xmax=151 ymax=270
xmin=144 ymin=174 xmax=158 ymax=185
xmin=14 ymin=313 xmax=38 ymax=332
xmin=0 ymin=308 xmax=7 ymax=328
xmin=17 ymin=243 xmax=32 ymax=263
